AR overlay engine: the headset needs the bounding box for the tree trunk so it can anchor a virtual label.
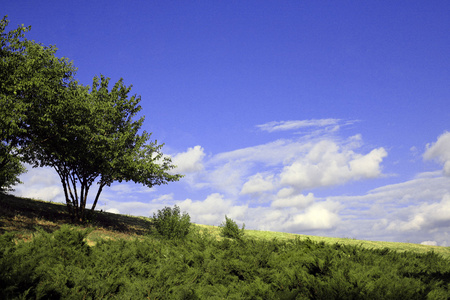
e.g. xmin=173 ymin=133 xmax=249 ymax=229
xmin=91 ymin=183 xmax=105 ymax=211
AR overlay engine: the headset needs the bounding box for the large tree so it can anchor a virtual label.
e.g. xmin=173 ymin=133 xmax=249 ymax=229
xmin=0 ymin=15 xmax=76 ymax=191
xmin=24 ymin=75 xmax=182 ymax=222
xmin=1 ymin=16 xmax=181 ymax=221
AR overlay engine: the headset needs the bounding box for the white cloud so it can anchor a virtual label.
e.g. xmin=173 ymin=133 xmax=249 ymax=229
xmin=420 ymin=241 xmax=437 ymax=246
xmin=386 ymin=193 xmax=450 ymax=232
xmin=272 ymin=192 xmax=315 ymax=209
xmin=154 ymin=193 xmax=174 ymax=202
xmin=279 ymin=140 xmax=387 ymax=190
xmin=175 ymin=193 xmax=340 ymax=233
xmin=178 ymin=193 xmax=248 ymax=225
xmin=281 ymin=200 xmax=341 ymax=232
xmin=110 ymin=182 xmax=156 ymax=194
xmin=193 ymin=130 xmax=387 ymax=199
xmin=98 ymin=199 xmax=163 ymax=217
xmin=257 ymin=119 xmax=341 ymax=132
xmin=327 ymin=172 xmax=450 ymax=245
xmin=365 ymin=171 xmax=450 ymax=205
xmin=276 ymin=187 xmax=296 ymax=198
xmin=210 ymin=139 xmax=308 ymax=166
xmin=25 ymin=166 xmax=60 ymax=186
xmin=349 ymin=148 xmax=387 ymax=179
xmin=200 ymin=138 xmax=309 ymax=194
xmin=240 ymin=173 xmax=274 ymax=195
xmin=98 ymin=191 xmax=325 ymax=234
xmin=171 ymin=145 xmax=205 ymax=174
xmin=106 ymin=208 xmax=120 ymax=214
xmin=424 ymin=131 xmax=450 ymax=176
xmin=207 ymin=162 xmax=247 ymax=195
xmin=13 ymin=166 xmax=64 ymax=203
xmin=17 ymin=186 xmax=63 ymax=202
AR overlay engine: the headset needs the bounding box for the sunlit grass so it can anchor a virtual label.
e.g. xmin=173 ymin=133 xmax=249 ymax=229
xmin=197 ymin=225 xmax=450 ymax=259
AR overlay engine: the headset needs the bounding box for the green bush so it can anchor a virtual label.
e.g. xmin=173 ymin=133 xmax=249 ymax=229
xmin=220 ymin=215 xmax=245 ymax=240
xmin=152 ymin=205 xmax=191 ymax=239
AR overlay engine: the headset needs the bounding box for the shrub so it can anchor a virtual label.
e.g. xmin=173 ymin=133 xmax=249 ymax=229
xmin=152 ymin=205 xmax=191 ymax=239
xmin=220 ymin=215 xmax=245 ymax=240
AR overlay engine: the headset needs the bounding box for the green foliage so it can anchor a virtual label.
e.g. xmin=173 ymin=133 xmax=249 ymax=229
xmin=1 ymin=15 xmax=73 ymax=193
xmin=220 ymin=215 xmax=245 ymax=240
xmin=1 ymin=226 xmax=450 ymax=299
xmin=153 ymin=205 xmax=191 ymax=239
xmin=0 ymin=154 xmax=26 ymax=193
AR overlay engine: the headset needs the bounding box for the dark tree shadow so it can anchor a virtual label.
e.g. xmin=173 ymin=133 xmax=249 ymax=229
xmin=0 ymin=193 xmax=153 ymax=236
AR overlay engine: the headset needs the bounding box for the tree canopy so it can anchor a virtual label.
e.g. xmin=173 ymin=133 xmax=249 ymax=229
xmin=0 ymin=16 xmax=182 ymax=221
xmin=25 ymin=76 xmax=182 ymax=221
xmin=0 ymin=16 xmax=30 ymax=191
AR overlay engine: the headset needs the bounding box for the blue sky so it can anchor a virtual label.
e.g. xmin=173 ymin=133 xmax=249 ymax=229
xmin=4 ymin=1 xmax=450 ymax=245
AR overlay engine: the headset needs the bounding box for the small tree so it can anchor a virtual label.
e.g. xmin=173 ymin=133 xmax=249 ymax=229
xmin=220 ymin=215 xmax=245 ymax=240
xmin=152 ymin=205 xmax=191 ymax=239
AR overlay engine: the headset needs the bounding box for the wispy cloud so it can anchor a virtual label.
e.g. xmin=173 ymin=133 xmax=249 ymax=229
xmin=271 ymin=191 xmax=314 ymax=209
xmin=424 ymin=131 xmax=450 ymax=176
xmin=257 ymin=119 xmax=341 ymax=132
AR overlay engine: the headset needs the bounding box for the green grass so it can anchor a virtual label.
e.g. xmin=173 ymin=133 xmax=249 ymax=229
xmin=197 ymin=224 xmax=450 ymax=259
xmin=1 ymin=193 xmax=449 ymax=259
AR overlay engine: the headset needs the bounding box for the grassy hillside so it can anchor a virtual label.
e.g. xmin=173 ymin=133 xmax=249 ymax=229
xmin=1 ymin=193 xmax=450 ymax=299
xmin=1 ymin=193 xmax=449 ymax=259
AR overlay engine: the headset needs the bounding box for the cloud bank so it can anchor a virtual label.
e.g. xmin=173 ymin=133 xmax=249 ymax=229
xmin=12 ymin=121 xmax=450 ymax=246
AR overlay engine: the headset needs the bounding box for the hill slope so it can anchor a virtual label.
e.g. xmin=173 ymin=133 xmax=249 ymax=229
xmin=1 ymin=193 xmax=449 ymax=259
